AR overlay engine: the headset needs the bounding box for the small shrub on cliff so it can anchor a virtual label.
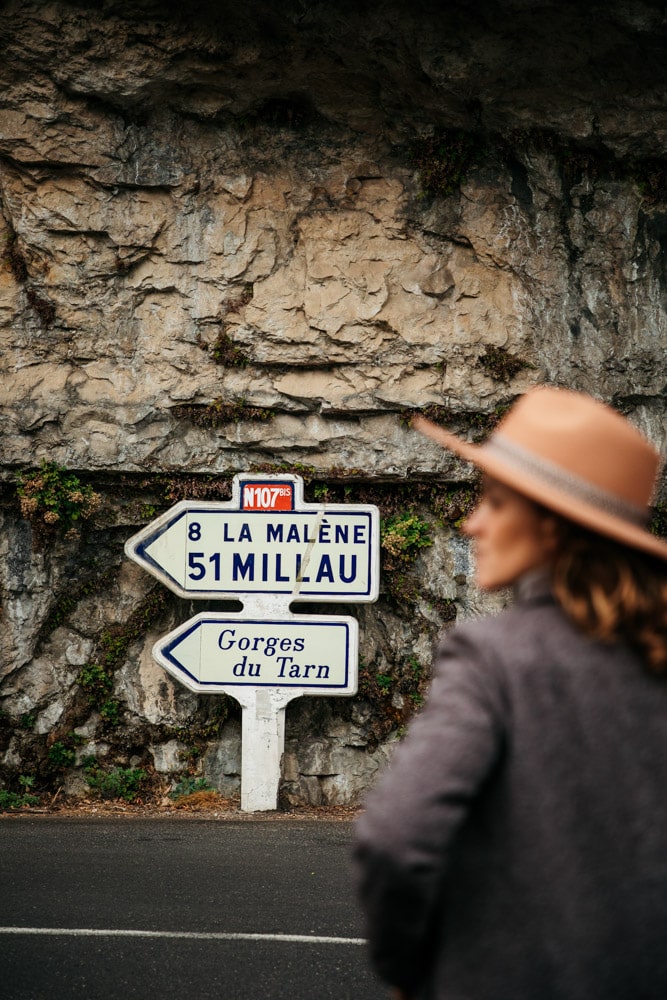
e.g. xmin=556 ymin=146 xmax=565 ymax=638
xmin=404 ymin=404 xmax=510 ymax=442
xmin=169 ymin=776 xmax=213 ymax=801
xmin=381 ymin=512 xmax=433 ymax=568
xmin=74 ymin=587 xmax=169 ymax=736
xmin=210 ymin=331 xmax=249 ymax=367
xmin=84 ymin=764 xmax=147 ymax=802
xmin=478 ymin=345 xmax=528 ymax=382
xmin=77 ymin=662 xmax=113 ymax=702
xmin=99 ymin=699 xmax=121 ymax=725
xmin=0 ymin=776 xmax=40 ymax=810
xmin=380 ymin=511 xmax=434 ymax=605
xmin=172 ymin=398 xmax=274 ymax=427
xmin=46 ymin=741 xmax=76 ymax=771
xmin=432 ymin=484 xmax=479 ymax=529
xmin=356 ymin=654 xmax=431 ymax=750
xmin=17 ymin=461 xmax=101 ymax=540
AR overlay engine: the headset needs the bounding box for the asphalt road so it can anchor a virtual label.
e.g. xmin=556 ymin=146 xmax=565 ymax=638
xmin=0 ymin=817 xmax=387 ymax=1000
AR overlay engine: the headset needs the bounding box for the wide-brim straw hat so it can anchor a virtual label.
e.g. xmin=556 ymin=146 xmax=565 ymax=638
xmin=412 ymin=386 xmax=667 ymax=561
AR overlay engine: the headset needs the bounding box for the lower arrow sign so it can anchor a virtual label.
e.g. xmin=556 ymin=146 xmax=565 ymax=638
xmin=152 ymin=613 xmax=358 ymax=695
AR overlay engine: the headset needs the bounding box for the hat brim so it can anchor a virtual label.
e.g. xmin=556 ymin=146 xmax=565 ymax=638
xmin=412 ymin=414 xmax=667 ymax=562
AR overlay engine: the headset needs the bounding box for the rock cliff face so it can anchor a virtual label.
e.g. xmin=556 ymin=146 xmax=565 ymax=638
xmin=1 ymin=0 xmax=666 ymax=806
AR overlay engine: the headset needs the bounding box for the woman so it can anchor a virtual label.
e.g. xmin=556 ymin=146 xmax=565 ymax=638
xmin=353 ymin=386 xmax=667 ymax=1000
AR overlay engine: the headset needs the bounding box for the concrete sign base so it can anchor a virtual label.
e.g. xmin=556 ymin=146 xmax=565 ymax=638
xmin=235 ymin=688 xmax=300 ymax=811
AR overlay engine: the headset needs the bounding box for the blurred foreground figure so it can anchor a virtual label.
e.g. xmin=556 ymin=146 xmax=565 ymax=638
xmin=354 ymin=387 xmax=667 ymax=1000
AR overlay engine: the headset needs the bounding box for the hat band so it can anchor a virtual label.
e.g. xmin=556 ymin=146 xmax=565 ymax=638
xmin=484 ymin=434 xmax=649 ymax=527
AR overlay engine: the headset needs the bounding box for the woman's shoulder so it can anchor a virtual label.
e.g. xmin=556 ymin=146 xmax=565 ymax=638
xmin=436 ymin=592 xmax=586 ymax=679
xmin=444 ymin=591 xmax=565 ymax=646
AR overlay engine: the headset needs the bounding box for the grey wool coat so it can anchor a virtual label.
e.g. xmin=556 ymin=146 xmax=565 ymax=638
xmin=353 ymin=575 xmax=667 ymax=1000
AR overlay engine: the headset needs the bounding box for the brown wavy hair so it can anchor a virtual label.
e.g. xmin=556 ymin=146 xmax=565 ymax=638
xmin=549 ymin=520 xmax=667 ymax=673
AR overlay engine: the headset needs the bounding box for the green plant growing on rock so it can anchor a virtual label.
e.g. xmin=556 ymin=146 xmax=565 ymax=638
xmin=478 ymin=346 xmax=528 ymax=382
xmin=404 ymin=404 xmax=510 ymax=442
xmin=355 ymin=653 xmax=432 ymax=751
xmin=210 ymin=331 xmax=249 ymax=367
xmin=84 ymin=764 xmax=147 ymax=802
xmin=77 ymin=662 xmax=114 ymax=703
xmin=397 ymin=655 xmax=430 ymax=711
xmin=37 ymin=566 xmax=117 ymax=648
xmin=0 ymin=775 xmax=40 ymax=810
xmin=177 ymin=744 xmax=203 ymax=767
xmin=432 ymin=484 xmax=480 ymax=529
xmin=172 ymin=398 xmax=274 ymax=427
xmin=47 ymin=741 xmax=76 ymax=770
xmin=380 ymin=507 xmax=433 ymax=604
xmin=380 ymin=511 xmax=433 ymax=606
xmin=77 ymin=657 xmax=118 ymax=726
xmin=17 ymin=461 xmax=101 ymax=541
xmin=169 ymin=776 xmax=213 ymax=801
xmin=381 ymin=512 xmax=433 ymax=568
xmin=313 ymin=484 xmax=335 ymax=502
xmin=356 ymin=661 xmax=403 ymax=748
xmin=77 ymin=587 xmax=167 ymax=729
xmin=99 ymin=699 xmax=121 ymax=725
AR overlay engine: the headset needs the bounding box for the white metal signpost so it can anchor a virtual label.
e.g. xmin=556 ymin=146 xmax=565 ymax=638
xmin=125 ymin=474 xmax=380 ymax=811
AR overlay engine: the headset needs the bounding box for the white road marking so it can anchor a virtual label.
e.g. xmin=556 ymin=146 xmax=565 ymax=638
xmin=0 ymin=926 xmax=366 ymax=945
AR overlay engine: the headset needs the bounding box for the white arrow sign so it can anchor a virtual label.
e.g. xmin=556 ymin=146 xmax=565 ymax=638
xmin=124 ymin=475 xmax=380 ymax=602
xmin=153 ymin=614 xmax=358 ymax=695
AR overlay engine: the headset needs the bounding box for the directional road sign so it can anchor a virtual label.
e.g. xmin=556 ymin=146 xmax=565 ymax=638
xmin=153 ymin=613 xmax=358 ymax=695
xmin=127 ymin=474 xmax=380 ymax=811
xmin=124 ymin=475 xmax=380 ymax=602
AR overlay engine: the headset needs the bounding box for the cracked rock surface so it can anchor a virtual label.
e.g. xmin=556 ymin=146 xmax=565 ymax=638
xmin=1 ymin=0 xmax=666 ymax=805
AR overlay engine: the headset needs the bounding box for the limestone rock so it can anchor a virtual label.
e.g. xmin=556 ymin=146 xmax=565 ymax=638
xmin=202 ymin=720 xmax=242 ymax=798
xmin=1 ymin=0 xmax=666 ymax=806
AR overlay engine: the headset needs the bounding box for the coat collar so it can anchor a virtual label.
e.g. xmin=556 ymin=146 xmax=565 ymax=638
xmin=513 ymin=567 xmax=554 ymax=604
